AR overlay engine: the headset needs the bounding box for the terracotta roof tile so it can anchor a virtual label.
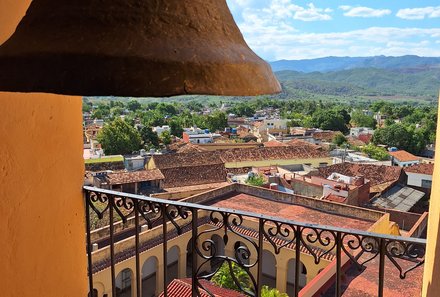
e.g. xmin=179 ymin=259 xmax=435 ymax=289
xmin=404 ymin=163 xmax=434 ymax=175
xmin=152 ymin=152 xmax=223 ymax=169
xmin=389 ymin=150 xmax=420 ymax=162
xmin=160 ymin=279 xmax=245 ymax=297
xmin=106 ymin=169 xmax=164 ymax=185
xmin=176 ymin=143 xmax=207 ymax=153
xmin=160 ymin=164 xmax=227 ymax=188
xmin=219 ymin=146 xmax=328 ymax=163
xmin=312 ymin=131 xmax=337 ymax=142
xmin=318 ymin=163 xmax=402 ymax=187
xmin=263 ymin=140 xmax=288 ymax=147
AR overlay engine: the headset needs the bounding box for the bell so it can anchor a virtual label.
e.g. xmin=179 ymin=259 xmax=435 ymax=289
xmin=0 ymin=0 xmax=281 ymax=97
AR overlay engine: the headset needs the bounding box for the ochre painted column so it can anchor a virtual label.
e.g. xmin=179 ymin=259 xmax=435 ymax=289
xmin=422 ymin=93 xmax=440 ymax=297
xmin=0 ymin=2 xmax=88 ymax=297
xmin=0 ymin=92 xmax=87 ymax=297
xmin=275 ymin=263 xmax=288 ymax=293
xmin=179 ymin=251 xmax=188 ymax=278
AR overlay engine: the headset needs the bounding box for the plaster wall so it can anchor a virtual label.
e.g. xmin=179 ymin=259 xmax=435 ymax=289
xmin=0 ymin=2 xmax=87 ymax=296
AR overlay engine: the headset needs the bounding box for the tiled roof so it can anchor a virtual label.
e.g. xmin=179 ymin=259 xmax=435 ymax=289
xmin=176 ymin=143 xmax=207 ymax=153
xmin=323 ymin=251 xmax=423 ymax=297
xmin=318 ymin=163 xmax=402 ymax=187
xmin=152 ymin=151 xmax=223 ymax=169
xmin=263 ymin=140 xmax=288 ymax=147
xmin=160 ymin=164 xmax=227 ymax=188
xmin=404 ymin=163 xmax=434 ymax=175
xmin=160 ymin=279 xmax=245 ymax=297
xmin=346 ymin=136 xmax=366 ymax=147
xmin=285 ymin=139 xmax=322 ymax=150
xmin=219 ymin=146 xmax=328 ymax=163
xmin=312 ymin=131 xmax=337 ymax=142
xmin=106 ymin=169 xmax=164 ymax=185
xmin=207 ymin=192 xmax=374 ymax=231
xmin=389 ymin=150 xmax=420 ymax=162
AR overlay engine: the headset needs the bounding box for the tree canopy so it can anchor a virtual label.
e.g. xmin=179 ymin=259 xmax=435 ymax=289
xmin=97 ymin=118 xmax=142 ymax=155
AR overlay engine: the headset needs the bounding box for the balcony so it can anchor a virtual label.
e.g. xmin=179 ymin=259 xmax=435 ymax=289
xmin=84 ymin=186 xmax=426 ymax=297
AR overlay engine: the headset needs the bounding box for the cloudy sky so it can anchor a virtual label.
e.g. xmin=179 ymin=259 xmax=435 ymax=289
xmin=226 ymin=0 xmax=440 ymax=61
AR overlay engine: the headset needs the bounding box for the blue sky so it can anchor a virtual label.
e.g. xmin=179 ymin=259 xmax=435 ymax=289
xmin=226 ymin=0 xmax=440 ymax=61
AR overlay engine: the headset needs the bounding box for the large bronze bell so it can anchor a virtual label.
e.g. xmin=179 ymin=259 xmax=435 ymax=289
xmin=0 ymin=0 xmax=281 ymax=97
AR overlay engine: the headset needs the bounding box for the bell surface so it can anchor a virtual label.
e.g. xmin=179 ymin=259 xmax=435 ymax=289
xmin=0 ymin=0 xmax=281 ymax=97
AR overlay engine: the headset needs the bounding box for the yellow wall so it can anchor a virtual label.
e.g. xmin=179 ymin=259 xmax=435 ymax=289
xmin=422 ymin=96 xmax=440 ymax=297
xmin=0 ymin=92 xmax=88 ymax=297
xmin=0 ymin=3 xmax=87 ymax=296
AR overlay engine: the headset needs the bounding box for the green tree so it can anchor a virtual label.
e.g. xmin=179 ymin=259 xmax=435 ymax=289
xmin=333 ymin=133 xmax=347 ymax=146
xmin=361 ymin=144 xmax=389 ymax=161
xmin=245 ymin=174 xmax=266 ymax=187
xmin=127 ymin=99 xmax=142 ymax=111
xmin=161 ymin=130 xmax=172 ymax=146
xmin=311 ymin=109 xmax=348 ymax=133
xmin=97 ymin=118 xmax=142 ymax=155
xmin=351 ymin=111 xmax=376 ymax=128
xmin=211 ymin=262 xmax=252 ymax=292
xmin=139 ymin=126 xmax=160 ymax=148
xmin=261 ymin=286 xmax=289 ymax=297
xmin=206 ymin=111 xmax=228 ymax=132
xmin=372 ymin=123 xmax=412 ymax=151
xmin=170 ymin=120 xmax=184 ymax=137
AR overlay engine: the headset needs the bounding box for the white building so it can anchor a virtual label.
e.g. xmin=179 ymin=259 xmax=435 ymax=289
xmin=350 ymin=127 xmax=374 ymax=137
xmin=152 ymin=125 xmax=170 ymax=136
xmin=389 ymin=150 xmax=421 ymax=167
xmin=404 ymin=163 xmax=434 ymax=189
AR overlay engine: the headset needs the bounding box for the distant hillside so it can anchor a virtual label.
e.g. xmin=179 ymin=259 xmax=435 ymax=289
xmin=275 ymin=67 xmax=440 ymax=99
xmin=270 ymin=55 xmax=440 ymax=73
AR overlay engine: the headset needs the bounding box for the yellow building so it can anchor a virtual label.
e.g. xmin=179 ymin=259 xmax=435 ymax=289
xmin=0 ymin=2 xmax=439 ymax=297
xmin=86 ymin=183 xmax=421 ymax=297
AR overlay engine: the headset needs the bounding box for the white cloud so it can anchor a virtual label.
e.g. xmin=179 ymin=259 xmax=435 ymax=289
xmin=262 ymin=1 xmax=332 ymax=21
xmin=396 ymin=6 xmax=440 ymax=20
xmin=339 ymin=6 xmax=391 ymax=18
xmin=239 ymin=26 xmax=440 ymax=60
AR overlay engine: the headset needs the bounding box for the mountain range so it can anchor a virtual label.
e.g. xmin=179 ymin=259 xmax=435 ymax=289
xmin=269 ymin=55 xmax=440 ymax=73
xmin=269 ymin=56 xmax=440 ymax=101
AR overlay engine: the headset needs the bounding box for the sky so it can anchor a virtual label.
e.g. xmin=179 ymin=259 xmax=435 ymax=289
xmin=226 ymin=0 xmax=440 ymax=61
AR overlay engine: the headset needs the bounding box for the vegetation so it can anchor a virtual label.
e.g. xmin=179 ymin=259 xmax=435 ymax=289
xmin=211 ymin=262 xmax=252 ymax=292
xmin=84 ymin=155 xmax=124 ymax=164
xmin=333 ymin=133 xmax=347 ymax=146
xmin=361 ymin=144 xmax=389 ymax=161
xmin=245 ymin=174 xmax=266 ymax=187
xmin=261 ymin=286 xmax=289 ymax=297
xmin=350 ymin=111 xmax=376 ymax=128
xmin=97 ymin=118 xmax=142 ymax=155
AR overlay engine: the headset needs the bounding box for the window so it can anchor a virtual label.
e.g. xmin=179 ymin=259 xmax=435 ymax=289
xmin=422 ymin=179 xmax=432 ymax=189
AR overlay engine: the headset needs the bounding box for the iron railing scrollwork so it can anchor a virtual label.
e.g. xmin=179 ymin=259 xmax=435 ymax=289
xmin=84 ymin=187 xmax=426 ymax=297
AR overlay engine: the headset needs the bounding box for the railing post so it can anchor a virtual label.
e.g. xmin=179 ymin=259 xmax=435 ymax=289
xmin=85 ymin=191 xmax=94 ymax=297
xmin=191 ymin=208 xmax=198 ymax=297
xmin=256 ymin=218 xmax=264 ymax=296
xmin=378 ymin=238 xmax=386 ymax=297
xmin=336 ymin=232 xmax=342 ymax=297
xmin=162 ymin=204 xmax=168 ymax=297
xmin=134 ymin=200 xmax=141 ymax=297
xmin=109 ymin=195 xmax=116 ymax=297
xmin=294 ymin=226 xmax=301 ymax=297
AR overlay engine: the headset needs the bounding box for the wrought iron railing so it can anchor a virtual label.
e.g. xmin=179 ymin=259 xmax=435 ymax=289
xmin=84 ymin=186 xmax=426 ymax=297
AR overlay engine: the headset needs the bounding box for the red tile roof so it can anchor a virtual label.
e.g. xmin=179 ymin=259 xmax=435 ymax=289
xmin=312 ymin=131 xmax=337 ymax=142
xmin=152 ymin=152 xmax=224 ymax=169
xmin=207 ymin=192 xmax=374 ymax=231
xmin=323 ymin=251 xmax=423 ymax=297
xmin=176 ymin=143 xmax=207 ymax=153
xmin=389 ymin=150 xmax=420 ymax=162
xmin=219 ymin=146 xmax=328 ymax=163
xmin=404 ymin=163 xmax=434 ymax=175
xmin=106 ymin=169 xmax=164 ymax=185
xmin=285 ymin=139 xmax=322 ymax=150
xmin=160 ymin=164 xmax=227 ymax=188
xmin=263 ymin=140 xmax=288 ymax=147
xmin=318 ymin=163 xmax=402 ymax=187
xmin=160 ymin=279 xmax=245 ymax=297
